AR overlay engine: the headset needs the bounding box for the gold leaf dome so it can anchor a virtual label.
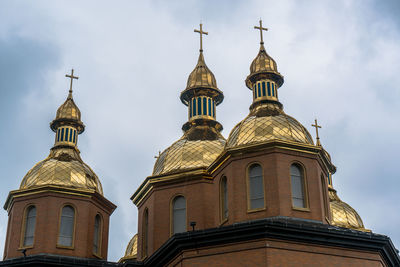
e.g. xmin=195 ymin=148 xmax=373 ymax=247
xmin=119 ymin=234 xmax=137 ymax=262
xmin=226 ymin=103 xmax=313 ymax=149
xmin=153 ymin=125 xmax=226 ymax=176
xmin=50 ymin=93 xmax=85 ymax=133
xmin=20 ymin=147 xmax=103 ymax=195
xmin=329 ymin=188 xmax=367 ymax=231
xmin=186 ymin=52 xmax=218 ymax=90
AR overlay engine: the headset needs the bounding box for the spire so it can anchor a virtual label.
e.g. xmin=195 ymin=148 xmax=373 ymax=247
xmin=245 ymin=20 xmax=284 ymax=110
xmin=50 ymin=69 xmax=85 ymax=148
xmin=180 ymin=23 xmax=224 ymax=132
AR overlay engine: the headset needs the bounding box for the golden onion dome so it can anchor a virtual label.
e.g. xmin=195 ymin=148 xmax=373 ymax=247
xmin=153 ymin=125 xmax=226 ymax=176
xmin=186 ymin=52 xmax=217 ymax=90
xmin=20 ymin=147 xmax=103 ymax=195
xmin=246 ymin=44 xmax=284 ymax=90
xmin=119 ymin=234 xmax=138 ymax=262
xmin=50 ymin=92 xmax=85 ymax=133
xmin=226 ymin=103 xmax=313 ymax=149
xmin=329 ymin=188 xmax=368 ymax=231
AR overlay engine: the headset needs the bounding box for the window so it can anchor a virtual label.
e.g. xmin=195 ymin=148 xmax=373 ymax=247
xmin=262 ymin=82 xmax=266 ymax=96
xmin=23 ymin=206 xmax=36 ymax=247
xmin=172 ymin=196 xmax=186 ymax=234
xmin=257 ymin=83 xmax=261 ymax=98
xmin=193 ymin=98 xmax=197 ymax=116
xmin=93 ymin=214 xmax=102 ymax=255
xmin=73 ymin=130 xmax=77 ymax=144
xmin=220 ymin=177 xmax=228 ymax=221
xmin=60 ymin=128 xmax=64 ymax=141
xmin=248 ymin=164 xmax=264 ymax=210
xmin=142 ymin=209 xmax=148 ymax=258
xmin=321 ymin=175 xmax=329 ymax=217
xmin=57 ymin=129 xmax=61 ymax=142
xmin=291 ymin=164 xmax=307 ymax=208
xmin=58 ymin=205 xmax=75 ymax=247
xmin=202 ymin=97 xmax=207 ymax=115
xmin=197 ymin=97 xmax=201 ymax=115
xmin=208 ymin=98 xmax=211 ymax=116
xmin=212 ymin=100 xmax=215 ymax=117
xmin=272 ymin=83 xmax=276 ymax=96
xmin=267 ymin=82 xmax=271 ymax=96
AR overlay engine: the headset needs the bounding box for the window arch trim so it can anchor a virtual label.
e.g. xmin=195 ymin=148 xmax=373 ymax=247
xmin=142 ymin=208 xmax=149 ymax=259
xmin=20 ymin=204 xmax=37 ymax=248
xmin=246 ymin=162 xmax=266 ymax=212
xmin=289 ymin=161 xmax=309 ymax=211
xmin=57 ymin=204 xmax=77 ymax=249
xmin=219 ymin=176 xmax=228 ymax=224
xmin=169 ymin=194 xmax=187 ymax=236
xmin=93 ymin=213 xmax=103 ymax=257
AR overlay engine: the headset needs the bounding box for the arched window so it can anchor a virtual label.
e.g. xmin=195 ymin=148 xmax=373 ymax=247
xmin=290 ymin=164 xmax=307 ymax=208
xmin=58 ymin=205 xmax=75 ymax=247
xmin=142 ymin=209 xmax=148 ymax=258
xmin=248 ymin=164 xmax=264 ymax=210
xmin=220 ymin=176 xmax=228 ymax=221
xmin=23 ymin=206 xmax=36 ymax=247
xmin=93 ymin=214 xmax=102 ymax=255
xmin=172 ymin=196 xmax=186 ymax=234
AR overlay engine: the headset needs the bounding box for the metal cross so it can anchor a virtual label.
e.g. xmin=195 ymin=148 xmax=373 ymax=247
xmin=194 ymin=23 xmax=208 ymax=52
xmin=254 ymin=19 xmax=268 ymax=44
xmin=65 ymin=69 xmax=79 ymax=94
xmin=154 ymin=151 xmax=161 ymax=159
xmin=311 ymin=119 xmax=322 ymax=146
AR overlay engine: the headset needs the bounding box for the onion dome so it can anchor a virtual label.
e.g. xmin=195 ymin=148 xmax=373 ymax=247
xmin=329 ymin=187 xmax=368 ymax=231
xmin=19 ymin=70 xmax=103 ymax=195
xmin=153 ymin=124 xmax=225 ymax=175
xmin=119 ymin=234 xmax=138 ymax=262
xmin=153 ymin=24 xmax=226 ymax=176
xmin=226 ymin=21 xmax=313 ymax=149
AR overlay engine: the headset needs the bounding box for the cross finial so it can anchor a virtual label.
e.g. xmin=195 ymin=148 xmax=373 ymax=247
xmin=194 ymin=23 xmax=208 ymax=52
xmin=254 ymin=19 xmax=268 ymax=44
xmin=65 ymin=69 xmax=79 ymax=98
xmin=311 ymin=118 xmax=322 ymax=146
xmin=154 ymin=151 xmax=161 ymax=159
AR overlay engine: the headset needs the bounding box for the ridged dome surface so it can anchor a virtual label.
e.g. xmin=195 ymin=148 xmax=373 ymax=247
xmin=186 ymin=53 xmax=218 ymax=90
xmin=153 ymin=126 xmax=226 ymax=176
xmin=329 ymin=188 xmax=367 ymax=231
xmin=120 ymin=234 xmax=137 ymax=262
xmin=20 ymin=147 xmax=103 ymax=195
xmin=226 ymin=103 xmax=313 ymax=149
xmin=56 ymin=96 xmax=81 ymax=121
xmin=250 ymin=44 xmax=279 ymax=75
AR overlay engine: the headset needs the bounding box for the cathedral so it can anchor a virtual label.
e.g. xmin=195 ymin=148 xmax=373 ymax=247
xmin=1 ymin=21 xmax=399 ymax=267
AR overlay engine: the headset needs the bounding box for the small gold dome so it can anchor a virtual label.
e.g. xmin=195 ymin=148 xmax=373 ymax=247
xmin=119 ymin=234 xmax=137 ymax=262
xmin=329 ymin=188 xmax=367 ymax=231
xmin=186 ymin=52 xmax=218 ymax=90
xmin=250 ymin=44 xmax=278 ymax=74
xmin=153 ymin=125 xmax=226 ymax=176
xmin=226 ymin=103 xmax=313 ymax=149
xmin=51 ymin=93 xmax=84 ymax=133
xmin=20 ymin=147 xmax=103 ymax=195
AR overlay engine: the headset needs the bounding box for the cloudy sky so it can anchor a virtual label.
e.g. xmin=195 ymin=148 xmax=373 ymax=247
xmin=1 ymin=0 xmax=400 ymax=261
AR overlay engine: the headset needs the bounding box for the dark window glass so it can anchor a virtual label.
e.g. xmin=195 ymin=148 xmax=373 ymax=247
xmin=267 ymin=82 xmax=271 ymax=96
xmin=197 ymin=98 xmax=201 ymax=115
xmin=93 ymin=215 xmax=101 ymax=254
xmin=249 ymin=164 xmax=264 ymax=209
xmin=189 ymin=101 xmax=192 ymax=117
xmin=212 ymin=100 xmax=215 ymax=117
xmin=57 ymin=129 xmax=61 ymax=142
xmin=172 ymin=196 xmax=186 ymax=234
xmin=69 ymin=129 xmax=73 ymax=142
xmin=291 ymin=165 xmax=306 ymax=208
xmin=65 ymin=128 xmax=69 ymax=142
xmin=73 ymin=130 xmax=76 ymax=144
xmin=193 ymin=98 xmax=197 ymax=116
xmin=60 ymin=128 xmax=64 ymax=141
xmin=142 ymin=209 xmax=148 ymax=257
xmin=208 ymin=98 xmax=211 ymax=116
xmin=23 ymin=206 xmax=36 ymax=247
xmin=221 ymin=177 xmax=228 ymax=220
xmin=272 ymin=83 xmax=275 ymax=96
xmin=203 ymin=97 xmax=207 ymax=115
xmin=262 ymin=82 xmax=266 ymax=96
xmin=257 ymin=83 xmax=261 ymax=98
xmin=58 ymin=206 xmax=75 ymax=247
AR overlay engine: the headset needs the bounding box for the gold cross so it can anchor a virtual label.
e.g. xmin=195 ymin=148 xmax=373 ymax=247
xmin=311 ymin=119 xmax=322 ymax=146
xmin=65 ymin=69 xmax=79 ymax=94
xmin=154 ymin=151 xmax=161 ymax=159
xmin=194 ymin=23 xmax=208 ymax=52
xmin=254 ymin=19 xmax=268 ymax=44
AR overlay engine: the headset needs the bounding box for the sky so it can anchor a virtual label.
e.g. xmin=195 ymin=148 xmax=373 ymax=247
xmin=1 ymin=0 xmax=400 ymax=261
